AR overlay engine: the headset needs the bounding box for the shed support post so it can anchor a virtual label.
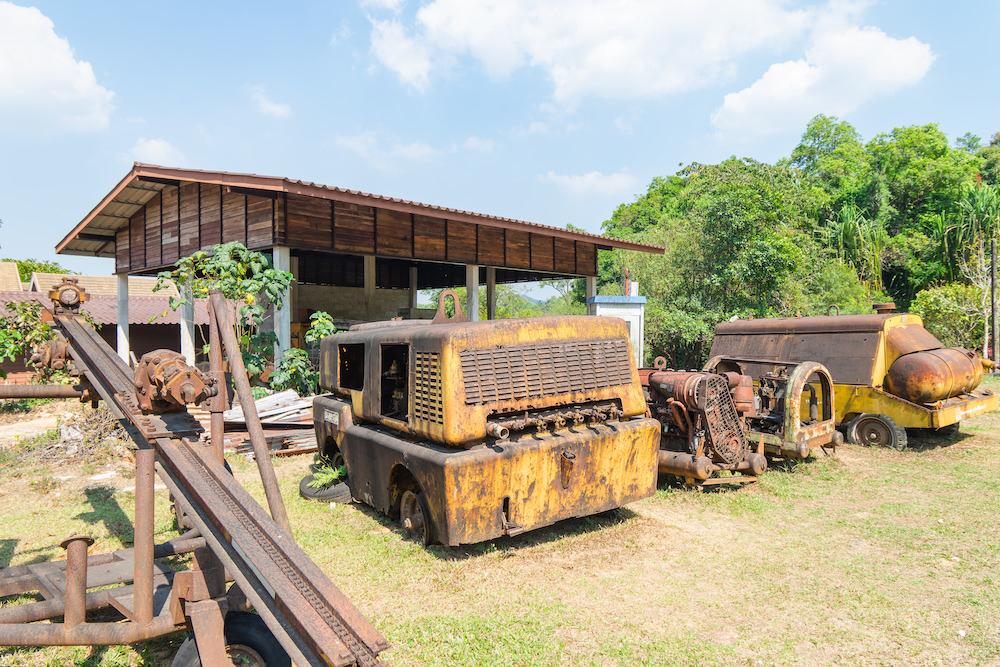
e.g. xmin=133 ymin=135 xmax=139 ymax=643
xmin=486 ymin=267 xmax=496 ymax=320
xmin=586 ymin=276 xmax=597 ymax=315
xmin=180 ymin=284 xmax=195 ymax=365
xmin=466 ymin=264 xmax=480 ymax=321
xmin=116 ymin=273 xmax=130 ymax=365
xmin=409 ymin=266 xmax=419 ymax=312
xmin=273 ymin=246 xmax=292 ymax=360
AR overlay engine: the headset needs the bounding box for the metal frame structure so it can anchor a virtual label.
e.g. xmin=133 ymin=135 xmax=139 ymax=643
xmin=0 ymin=280 xmax=388 ymax=665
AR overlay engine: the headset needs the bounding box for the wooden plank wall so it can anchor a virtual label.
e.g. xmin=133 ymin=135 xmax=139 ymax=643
xmin=114 ymin=183 xmax=601 ymax=278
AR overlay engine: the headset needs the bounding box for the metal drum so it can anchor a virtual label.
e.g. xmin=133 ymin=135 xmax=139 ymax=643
xmin=886 ymin=348 xmax=984 ymax=404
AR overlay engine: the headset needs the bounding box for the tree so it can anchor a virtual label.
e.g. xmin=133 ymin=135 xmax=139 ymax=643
xmin=2 ymin=258 xmax=74 ymax=282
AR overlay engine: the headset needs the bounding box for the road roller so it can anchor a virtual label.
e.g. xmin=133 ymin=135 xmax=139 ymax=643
xmin=709 ymin=304 xmax=998 ymax=449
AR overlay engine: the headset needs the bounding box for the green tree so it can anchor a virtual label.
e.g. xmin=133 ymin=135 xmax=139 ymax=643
xmin=2 ymin=258 xmax=74 ymax=282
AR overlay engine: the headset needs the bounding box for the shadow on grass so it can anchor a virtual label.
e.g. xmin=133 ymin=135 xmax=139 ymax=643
xmin=905 ymin=427 xmax=974 ymax=453
xmin=350 ymin=502 xmax=638 ymax=561
xmin=74 ymin=485 xmax=134 ymax=546
xmin=0 ymin=538 xmax=16 ymax=568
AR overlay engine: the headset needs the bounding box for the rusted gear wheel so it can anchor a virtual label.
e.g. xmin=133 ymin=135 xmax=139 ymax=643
xmin=399 ymin=489 xmax=432 ymax=545
xmin=847 ymin=413 xmax=907 ymax=450
xmin=708 ymin=429 xmax=747 ymax=464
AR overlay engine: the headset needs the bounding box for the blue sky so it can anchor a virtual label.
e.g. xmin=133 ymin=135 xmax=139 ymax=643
xmin=0 ymin=0 xmax=997 ymax=284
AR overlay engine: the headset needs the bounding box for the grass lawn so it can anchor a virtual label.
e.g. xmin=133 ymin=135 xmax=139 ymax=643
xmin=2 ymin=378 xmax=1000 ymax=666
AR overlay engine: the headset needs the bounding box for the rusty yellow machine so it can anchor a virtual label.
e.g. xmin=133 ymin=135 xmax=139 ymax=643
xmin=710 ymin=304 xmax=998 ymax=449
xmin=313 ymin=291 xmax=661 ymax=545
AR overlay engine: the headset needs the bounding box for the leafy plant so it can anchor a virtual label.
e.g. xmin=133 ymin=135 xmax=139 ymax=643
xmin=270 ymin=347 xmax=318 ymax=395
xmin=156 ymin=242 xmax=292 ymax=382
xmin=304 ymin=311 xmax=337 ymax=343
xmin=308 ymin=464 xmax=347 ymax=488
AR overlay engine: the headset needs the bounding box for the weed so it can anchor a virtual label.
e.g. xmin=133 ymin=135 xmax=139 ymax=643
xmin=28 ymin=477 xmax=59 ymax=494
xmin=309 ymin=464 xmax=347 ymax=488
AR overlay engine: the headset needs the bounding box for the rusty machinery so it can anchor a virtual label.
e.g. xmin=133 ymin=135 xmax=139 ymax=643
xmin=638 ymin=359 xmax=767 ymax=487
xmin=703 ymin=357 xmax=842 ymax=460
xmin=710 ymin=304 xmax=998 ymax=450
xmin=0 ymin=279 xmax=388 ymax=666
xmin=313 ymin=290 xmax=661 ymax=546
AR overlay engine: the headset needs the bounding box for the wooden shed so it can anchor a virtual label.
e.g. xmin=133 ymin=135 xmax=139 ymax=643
xmin=56 ymin=164 xmax=663 ymax=363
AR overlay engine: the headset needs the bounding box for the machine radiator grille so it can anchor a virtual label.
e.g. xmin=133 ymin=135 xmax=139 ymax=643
xmin=461 ymin=339 xmax=632 ymax=405
xmin=413 ymin=352 xmax=444 ymax=425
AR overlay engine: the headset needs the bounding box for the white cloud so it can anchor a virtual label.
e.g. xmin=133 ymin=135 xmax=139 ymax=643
xmin=463 ymin=136 xmax=495 ymax=152
xmin=368 ymin=0 xmax=810 ymax=103
xmin=369 ymin=19 xmax=433 ymax=92
xmin=335 ymin=131 xmax=439 ymax=170
xmin=0 ymin=2 xmax=114 ymax=134
xmin=361 ymin=0 xmax=405 ymax=10
xmin=330 ymin=20 xmax=352 ymax=45
xmin=128 ymin=138 xmax=186 ymax=166
xmin=711 ymin=21 xmax=935 ymax=137
xmin=251 ymin=86 xmax=293 ymax=119
xmin=539 ymin=169 xmax=637 ymax=196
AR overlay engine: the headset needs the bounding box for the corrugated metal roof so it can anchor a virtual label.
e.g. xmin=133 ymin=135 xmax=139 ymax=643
xmin=0 ymin=263 xmax=22 ymax=291
xmin=28 ymin=273 xmax=178 ymax=298
xmin=57 ymin=163 xmax=665 ymax=258
xmin=0 ymin=291 xmax=209 ymax=325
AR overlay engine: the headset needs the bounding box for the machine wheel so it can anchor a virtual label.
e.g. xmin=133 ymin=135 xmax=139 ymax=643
xmin=846 ymin=413 xmax=907 ymax=450
xmin=171 ymin=611 xmax=290 ymax=666
xmin=298 ymin=474 xmax=352 ymax=504
xmin=399 ymin=489 xmax=433 ymax=545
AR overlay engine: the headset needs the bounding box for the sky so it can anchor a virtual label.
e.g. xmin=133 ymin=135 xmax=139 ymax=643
xmin=0 ymin=0 xmax=997 ymax=285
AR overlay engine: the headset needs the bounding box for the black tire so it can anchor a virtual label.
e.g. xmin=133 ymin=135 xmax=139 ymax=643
xmin=171 ymin=611 xmax=290 ymax=666
xmin=846 ymin=413 xmax=907 ymax=450
xmin=298 ymin=474 xmax=352 ymax=503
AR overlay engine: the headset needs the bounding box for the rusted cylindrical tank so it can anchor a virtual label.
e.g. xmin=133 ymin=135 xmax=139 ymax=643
xmin=657 ymin=451 xmax=717 ymax=479
xmin=886 ymin=348 xmax=985 ymax=404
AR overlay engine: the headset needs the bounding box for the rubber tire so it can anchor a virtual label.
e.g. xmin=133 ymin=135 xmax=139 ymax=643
xmin=846 ymin=413 xmax=907 ymax=450
xmin=298 ymin=474 xmax=352 ymax=503
xmin=171 ymin=611 xmax=290 ymax=666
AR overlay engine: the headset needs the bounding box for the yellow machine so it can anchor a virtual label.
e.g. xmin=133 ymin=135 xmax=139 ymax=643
xmin=709 ymin=308 xmax=997 ymax=449
xmin=313 ymin=292 xmax=660 ymax=545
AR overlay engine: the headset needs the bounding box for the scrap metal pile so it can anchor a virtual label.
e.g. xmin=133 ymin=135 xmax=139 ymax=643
xmin=0 ymin=279 xmax=388 ymax=666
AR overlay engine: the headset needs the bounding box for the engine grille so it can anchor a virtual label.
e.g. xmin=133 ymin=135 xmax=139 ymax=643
xmin=461 ymin=339 xmax=632 ymax=405
xmin=413 ymin=352 xmax=444 ymax=425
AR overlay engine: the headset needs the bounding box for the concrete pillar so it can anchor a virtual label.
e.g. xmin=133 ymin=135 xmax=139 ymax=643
xmin=485 ymin=267 xmax=496 ymax=320
xmin=364 ymin=255 xmax=377 ymax=319
xmin=409 ymin=265 xmax=419 ymax=311
xmin=586 ymin=276 xmax=598 ymax=315
xmin=180 ymin=284 xmax=195 ymax=365
xmin=273 ymin=246 xmax=292 ymax=359
xmin=466 ymin=264 xmax=480 ymax=321
xmin=116 ymin=273 xmax=130 ymax=365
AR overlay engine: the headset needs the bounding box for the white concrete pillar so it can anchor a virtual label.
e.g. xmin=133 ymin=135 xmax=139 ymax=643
xmin=586 ymin=276 xmax=598 ymax=316
xmin=409 ymin=266 xmax=419 ymax=311
xmin=273 ymin=246 xmax=292 ymax=359
xmin=485 ymin=267 xmax=496 ymax=320
xmin=116 ymin=273 xmax=130 ymax=365
xmin=466 ymin=264 xmax=480 ymax=321
xmin=180 ymin=284 xmax=195 ymax=365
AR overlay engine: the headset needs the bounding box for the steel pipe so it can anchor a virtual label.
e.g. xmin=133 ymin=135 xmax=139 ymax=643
xmin=60 ymin=535 xmax=94 ymax=628
xmin=657 ymin=451 xmax=718 ymax=480
xmin=0 ymin=384 xmax=89 ymax=400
